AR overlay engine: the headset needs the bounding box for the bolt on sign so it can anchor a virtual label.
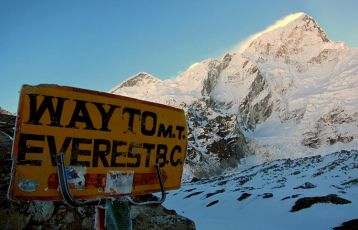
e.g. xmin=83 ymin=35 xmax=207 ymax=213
xmin=9 ymin=84 xmax=187 ymax=200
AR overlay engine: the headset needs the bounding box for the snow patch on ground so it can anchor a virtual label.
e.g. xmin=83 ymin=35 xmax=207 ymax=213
xmin=165 ymin=150 xmax=358 ymax=230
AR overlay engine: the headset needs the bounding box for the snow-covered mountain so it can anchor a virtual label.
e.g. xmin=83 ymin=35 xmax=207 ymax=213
xmin=164 ymin=150 xmax=358 ymax=230
xmin=111 ymin=12 xmax=358 ymax=179
xmin=0 ymin=106 xmax=13 ymax=116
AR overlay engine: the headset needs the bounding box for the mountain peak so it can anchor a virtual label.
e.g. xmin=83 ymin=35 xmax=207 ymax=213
xmin=285 ymin=13 xmax=329 ymax=42
xmin=299 ymin=14 xmax=330 ymax=42
xmin=110 ymin=72 xmax=161 ymax=92
xmin=239 ymin=12 xmax=334 ymax=63
xmin=0 ymin=106 xmax=13 ymax=115
xmin=109 ymin=14 xmax=358 ymax=183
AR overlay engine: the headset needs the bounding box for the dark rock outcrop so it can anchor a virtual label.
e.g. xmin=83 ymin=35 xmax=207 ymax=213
xmin=302 ymin=107 xmax=357 ymax=148
xmin=333 ymin=219 xmax=358 ymax=230
xmin=261 ymin=193 xmax=273 ymax=199
xmin=131 ymin=205 xmax=196 ymax=230
xmin=185 ymin=99 xmax=248 ymax=178
xmin=201 ymin=60 xmax=221 ymax=96
xmin=290 ymin=194 xmax=351 ymax=212
xmin=206 ymin=200 xmax=219 ymax=207
xmin=293 ymin=182 xmax=316 ymax=189
xmin=239 ymin=72 xmax=275 ymax=130
xmin=237 ymin=193 xmax=251 ymax=201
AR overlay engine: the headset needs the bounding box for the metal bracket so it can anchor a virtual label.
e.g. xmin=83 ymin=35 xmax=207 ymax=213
xmin=56 ymin=153 xmax=105 ymax=207
xmin=127 ymin=163 xmax=166 ymax=206
xmin=56 ymin=153 xmax=166 ymax=208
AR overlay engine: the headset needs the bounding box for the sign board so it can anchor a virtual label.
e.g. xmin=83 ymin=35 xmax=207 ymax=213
xmin=9 ymin=85 xmax=187 ymax=200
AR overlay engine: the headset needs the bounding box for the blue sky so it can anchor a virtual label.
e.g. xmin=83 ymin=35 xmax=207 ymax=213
xmin=1 ymin=0 xmax=357 ymax=113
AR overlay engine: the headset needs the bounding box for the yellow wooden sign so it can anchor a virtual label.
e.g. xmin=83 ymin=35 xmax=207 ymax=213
xmin=9 ymin=84 xmax=187 ymax=200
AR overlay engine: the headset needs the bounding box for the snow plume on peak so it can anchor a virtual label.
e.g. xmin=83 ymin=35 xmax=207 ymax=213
xmin=265 ymin=12 xmax=306 ymax=30
xmin=235 ymin=12 xmax=309 ymax=53
xmin=188 ymin=62 xmax=200 ymax=70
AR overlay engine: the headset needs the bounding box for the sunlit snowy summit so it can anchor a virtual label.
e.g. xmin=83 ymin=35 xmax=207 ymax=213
xmin=111 ymin=12 xmax=358 ymax=179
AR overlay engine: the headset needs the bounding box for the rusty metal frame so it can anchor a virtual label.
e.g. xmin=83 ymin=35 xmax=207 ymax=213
xmin=56 ymin=153 xmax=166 ymax=208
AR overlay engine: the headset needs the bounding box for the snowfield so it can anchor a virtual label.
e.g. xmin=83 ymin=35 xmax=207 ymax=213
xmin=164 ymin=150 xmax=358 ymax=230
